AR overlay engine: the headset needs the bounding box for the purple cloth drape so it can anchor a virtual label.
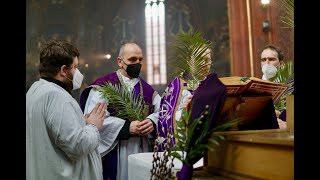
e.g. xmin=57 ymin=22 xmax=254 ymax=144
xmin=176 ymin=164 xmax=193 ymax=180
xmin=279 ymin=110 xmax=286 ymax=121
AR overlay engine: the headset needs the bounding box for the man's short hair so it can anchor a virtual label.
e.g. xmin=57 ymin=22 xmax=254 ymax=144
xmin=39 ymin=39 xmax=79 ymax=77
xmin=261 ymin=44 xmax=284 ymax=61
xmin=118 ymin=42 xmax=140 ymax=57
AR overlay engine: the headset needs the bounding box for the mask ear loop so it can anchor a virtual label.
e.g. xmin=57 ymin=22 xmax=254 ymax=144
xmin=121 ymin=59 xmax=129 ymax=66
xmin=60 ymin=65 xmax=72 ymax=82
xmin=63 ymin=65 xmax=73 ymax=82
xmin=119 ymin=57 xmax=127 ymax=71
xmin=121 ymin=60 xmax=125 ymax=71
xmin=65 ymin=75 xmax=73 ymax=82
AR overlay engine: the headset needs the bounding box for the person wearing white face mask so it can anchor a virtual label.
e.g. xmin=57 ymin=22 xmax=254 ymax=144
xmin=260 ymin=44 xmax=284 ymax=80
xmin=65 ymin=68 xmax=84 ymax=90
xmin=26 ymin=39 xmax=107 ymax=180
xmin=260 ymin=44 xmax=287 ymax=129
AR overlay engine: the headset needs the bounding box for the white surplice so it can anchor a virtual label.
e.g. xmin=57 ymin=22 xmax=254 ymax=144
xmin=26 ymin=78 xmax=103 ymax=180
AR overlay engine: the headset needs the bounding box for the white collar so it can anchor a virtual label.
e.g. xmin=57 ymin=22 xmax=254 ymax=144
xmin=118 ymin=70 xmax=139 ymax=91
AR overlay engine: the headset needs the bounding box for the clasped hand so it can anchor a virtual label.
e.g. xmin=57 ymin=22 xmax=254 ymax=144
xmin=130 ymin=119 xmax=154 ymax=136
xmin=85 ymin=102 xmax=107 ymax=130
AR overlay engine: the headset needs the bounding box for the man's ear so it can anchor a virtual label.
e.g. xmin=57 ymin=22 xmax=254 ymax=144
xmin=117 ymin=57 xmax=122 ymax=68
xmin=60 ymin=65 xmax=68 ymax=76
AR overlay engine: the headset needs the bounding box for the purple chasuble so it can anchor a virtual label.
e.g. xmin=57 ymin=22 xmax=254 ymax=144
xmin=176 ymin=73 xmax=279 ymax=180
xmin=189 ymin=73 xmax=227 ymax=131
xmin=79 ymin=71 xmax=155 ymax=180
xmin=171 ymin=73 xmax=228 ymax=180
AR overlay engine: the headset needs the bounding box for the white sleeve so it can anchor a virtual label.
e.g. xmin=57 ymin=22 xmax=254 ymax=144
xmin=145 ymin=92 xmax=161 ymax=138
xmin=84 ymin=88 xmax=126 ymax=157
xmin=146 ymin=92 xmax=161 ymax=125
xmin=175 ymin=90 xmax=192 ymax=121
xmin=48 ymin=92 xmax=100 ymax=161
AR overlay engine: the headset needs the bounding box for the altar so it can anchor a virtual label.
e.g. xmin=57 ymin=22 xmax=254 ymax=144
xmin=128 ymin=152 xmax=204 ymax=180
xmin=128 ymin=96 xmax=294 ymax=180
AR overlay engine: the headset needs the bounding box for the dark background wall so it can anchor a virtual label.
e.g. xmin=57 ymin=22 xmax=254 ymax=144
xmin=26 ymin=0 xmax=293 ymax=102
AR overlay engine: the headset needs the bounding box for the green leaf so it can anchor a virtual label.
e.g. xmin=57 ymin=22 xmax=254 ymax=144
xmin=95 ymin=81 xmax=147 ymax=121
xmin=208 ymin=138 xmax=220 ymax=146
xmin=168 ymin=151 xmax=182 ymax=160
xmin=170 ymin=30 xmax=213 ymax=90
xmin=280 ymin=0 xmax=294 ymax=29
xmin=272 ymin=60 xmax=294 ymax=111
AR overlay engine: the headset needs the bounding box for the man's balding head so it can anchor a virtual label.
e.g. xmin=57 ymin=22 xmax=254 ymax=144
xmin=117 ymin=43 xmax=144 ymax=78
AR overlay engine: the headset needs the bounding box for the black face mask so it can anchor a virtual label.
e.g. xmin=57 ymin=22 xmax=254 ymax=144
xmin=122 ymin=61 xmax=142 ymax=78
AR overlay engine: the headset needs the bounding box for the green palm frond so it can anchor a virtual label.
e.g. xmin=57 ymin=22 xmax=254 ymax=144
xmin=274 ymin=94 xmax=287 ymax=112
xmin=170 ymin=105 xmax=238 ymax=165
xmin=170 ymin=30 xmax=213 ymax=90
xmin=272 ymin=61 xmax=294 ymax=111
xmin=280 ymin=0 xmax=294 ymax=29
xmin=271 ymin=60 xmax=294 ymax=83
xmin=95 ymin=81 xmax=148 ymax=121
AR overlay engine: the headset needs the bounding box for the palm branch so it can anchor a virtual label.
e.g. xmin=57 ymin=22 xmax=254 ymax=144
xmin=94 ymin=81 xmax=148 ymax=121
xmin=169 ymin=105 xmax=238 ymax=165
xmin=271 ymin=60 xmax=294 ymax=84
xmin=170 ymin=30 xmax=213 ymax=90
xmin=271 ymin=61 xmax=294 ymax=111
xmin=280 ymin=0 xmax=294 ymax=29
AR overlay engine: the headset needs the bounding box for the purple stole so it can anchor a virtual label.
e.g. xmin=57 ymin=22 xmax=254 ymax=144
xmin=79 ymin=71 xmax=155 ymax=180
xmin=158 ymin=77 xmax=189 ymax=150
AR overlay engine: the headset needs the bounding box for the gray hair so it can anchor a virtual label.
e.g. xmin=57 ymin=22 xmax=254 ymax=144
xmin=118 ymin=42 xmax=139 ymax=57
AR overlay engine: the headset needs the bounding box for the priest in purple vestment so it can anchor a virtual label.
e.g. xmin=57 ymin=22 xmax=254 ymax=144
xmin=80 ymin=43 xmax=161 ymax=180
xmin=158 ymin=47 xmax=213 ymax=149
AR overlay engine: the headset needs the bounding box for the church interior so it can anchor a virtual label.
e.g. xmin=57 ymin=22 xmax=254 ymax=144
xmin=26 ymin=0 xmax=294 ymax=179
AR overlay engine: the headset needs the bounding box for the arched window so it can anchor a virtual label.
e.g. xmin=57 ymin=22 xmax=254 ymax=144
xmin=145 ymin=0 xmax=167 ymax=85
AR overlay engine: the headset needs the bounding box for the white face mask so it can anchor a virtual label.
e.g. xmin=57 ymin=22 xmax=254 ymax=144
xmin=66 ymin=68 xmax=84 ymax=90
xmin=261 ymin=64 xmax=277 ymax=80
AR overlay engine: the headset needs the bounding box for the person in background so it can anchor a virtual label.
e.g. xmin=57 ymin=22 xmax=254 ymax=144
xmin=80 ymin=42 xmax=161 ymax=180
xmin=260 ymin=44 xmax=285 ymax=80
xmin=260 ymin=44 xmax=287 ymax=129
xmin=26 ymin=39 xmax=106 ymax=180
xmin=174 ymin=47 xmax=213 ymax=121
